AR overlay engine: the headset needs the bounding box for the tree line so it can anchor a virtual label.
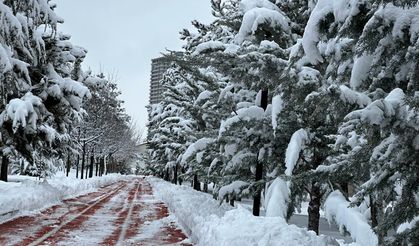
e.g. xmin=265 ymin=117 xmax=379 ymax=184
xmin=146 ymin=0 xmax=418 ymax=245
xmin=0 ymin=1 xmax=138 ymax=182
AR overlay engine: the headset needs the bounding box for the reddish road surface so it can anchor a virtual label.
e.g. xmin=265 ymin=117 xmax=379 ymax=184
xmin=0 ymin=178 xmax=191 ymax=246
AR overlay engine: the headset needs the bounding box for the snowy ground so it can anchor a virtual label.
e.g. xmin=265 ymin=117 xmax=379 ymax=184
xmin=205 ymin=181 xmax=352 ymax=243
xmin=235 ymin=198 xmax=352 ymax=243
xmin=148 ymin=177 xmax=347 ymax=246
xmin=0 ymin=171 xmax=124 ymax=223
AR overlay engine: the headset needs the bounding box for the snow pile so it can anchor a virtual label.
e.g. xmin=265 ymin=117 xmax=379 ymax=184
xmin=148 ymin=177 xmax=336 ymax=246
xmin=264 ymin=177 xmax=289 ymax=218
xmin=0 ymin=173 xmax=125 ymax=222
xmin=324 ymin=191 xmax=378 ymax=246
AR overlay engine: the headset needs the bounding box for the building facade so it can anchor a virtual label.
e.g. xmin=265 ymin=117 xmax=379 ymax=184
xmin=149 ymin=56 xmax=171 ymax=105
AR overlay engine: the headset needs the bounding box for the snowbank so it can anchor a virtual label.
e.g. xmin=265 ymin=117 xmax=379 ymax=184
xmin=148 ymin=177 xmax=336 ymax=246
xmin=0 ymin=172 xmax=125 ymax=222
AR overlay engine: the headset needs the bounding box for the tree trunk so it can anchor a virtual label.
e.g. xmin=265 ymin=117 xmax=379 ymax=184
xmin=1 ymin=155 xmax=9 ymax=182
xmin=308 ymin=183 xmax=321 ymax=235
xmin=253 ymin=90 xmax=268 ymax=216
xmin=66 ymin=154 xmax=71 ymax=177
xmin=193 ymin=174 xmax=201 ymax=191
xmin=230 ymin=197 xmax=235 ymax=207
xmin=370 ymin=196 xmax=385 ymax=243
xmin=164 ymin=168 xmax=170 ymax=181
xmin=95 ymin=157 xmax=99 ymax=176
xmin=76 ymin=155 xmax=79 ymax=178
xmin=173 ymin=165 xmax=178 ymax=184
xmin=85 ymin=161 xmax=89 ymax=178
xmin=20 ymin=159 xmax=24 ymax=175
xmin=81 ymin=142 xmax=86 ymax=179
xmin=88 ymin=153 xmax=94 ymax=178
xmin=203 ymin=182 xmax=208 ymax=193
xmin=253 ymin=161 xmax=263 ymax=216
xmin=100 ymin=157 xmax=104 ymax=176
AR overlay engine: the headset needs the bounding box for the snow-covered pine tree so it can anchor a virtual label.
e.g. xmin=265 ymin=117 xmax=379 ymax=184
xmin=0 ymin=0 xmax=92 ymax=180
xmin=313 ymin=2 xmax=419 ymax=244
xmin=147 ymin=64 xmax=200 ymax=184
xmin=182 ymin=1 xmax=308 ymax=214
xmin=272 ymin=0 xmax=378 ymax=234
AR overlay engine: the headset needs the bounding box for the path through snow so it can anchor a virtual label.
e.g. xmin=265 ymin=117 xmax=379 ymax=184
xmin=0 ymin=177 xmax=190 ymax=246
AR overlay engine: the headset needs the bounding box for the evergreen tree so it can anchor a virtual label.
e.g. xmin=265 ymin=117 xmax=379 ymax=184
xmin=313 ymin=2 xmax=419 ymax=243
xmin=0 ymin=0 xmax=92 ymax=180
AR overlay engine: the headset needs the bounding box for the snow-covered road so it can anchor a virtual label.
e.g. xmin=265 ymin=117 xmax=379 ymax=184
xmin=0 ymin=177 xmax=191 ymax=246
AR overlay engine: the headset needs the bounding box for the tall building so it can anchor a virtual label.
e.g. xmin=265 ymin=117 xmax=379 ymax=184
xmin=149 ymin=56 xmax=171 ymax=105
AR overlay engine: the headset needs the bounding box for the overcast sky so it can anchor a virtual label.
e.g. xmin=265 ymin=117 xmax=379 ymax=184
xmin=55 ymin=0 xmax=214 ymax=138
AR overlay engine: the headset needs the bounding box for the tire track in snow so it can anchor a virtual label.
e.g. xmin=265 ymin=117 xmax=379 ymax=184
xmin=101 ymin=179 xmax=141 ymax=245
xmin=117 ymin=180 xmax=140 ymax=245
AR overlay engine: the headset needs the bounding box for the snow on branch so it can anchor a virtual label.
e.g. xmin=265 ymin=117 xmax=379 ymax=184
xmin=0 ymin=93 xmax=42 ymax=132
xmin=345 ymin=88 xmax=405 ymax=126
xmin=218 ymin=181 xmax=248 ymax=200
xmin=219 ymin=106 xmax=265 ymax=137
xmin=239 ymin=0 xmax=280 ymax=13
xmin=350 ymin=55 xmax=373 ymax=90
xmin=226 ymin=150 xmax=257 ymax=172
xmin=271 ymin=94 xmax=283 ymax=131
xmin=285 ymin=129 xmax=309 ymax=176
xmin=368 ymin=3 xmax=419 ymax=41
xmin=192 ymin=41 xmax=225 ymax=56
xmin=47 ymin=64 xmax=91 ymax=99
xmin=181 ymin=138 xmax=215 ymax=165
xmin=302 ymin=0 xmax=361 ymax=64
xmin=324 ymin=191 xmax=378 ymax=246
xmin=235 ymin=8 xmax=290 ymax=44
xmin=335 ymin=85 xmax=371 ymax=108
xmin=0 ymin=43 xmax=13 ymax=73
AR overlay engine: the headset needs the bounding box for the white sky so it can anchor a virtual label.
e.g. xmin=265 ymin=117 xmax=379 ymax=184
xmin=55 ymin=0 xmax=214 ymax=138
